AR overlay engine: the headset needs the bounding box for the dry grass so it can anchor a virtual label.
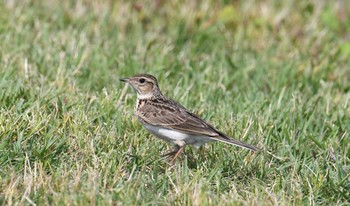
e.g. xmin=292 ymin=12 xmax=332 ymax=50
xmin=1 ymin=0 xmax=350 ymax=205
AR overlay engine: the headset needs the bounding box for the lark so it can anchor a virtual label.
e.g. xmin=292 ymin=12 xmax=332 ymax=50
xmin=120 ymin=74 xmax=258 ymax=163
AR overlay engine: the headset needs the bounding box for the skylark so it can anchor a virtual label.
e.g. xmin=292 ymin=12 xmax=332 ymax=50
xmin=120 ymin=74 xmax=258 ymax=163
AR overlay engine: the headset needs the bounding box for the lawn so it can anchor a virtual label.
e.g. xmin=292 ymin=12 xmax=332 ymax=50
xmin=0 ymin=0 xmax=349 ymax=205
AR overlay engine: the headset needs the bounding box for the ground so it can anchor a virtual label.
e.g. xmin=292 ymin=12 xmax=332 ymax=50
xmin=0 ymin=0 xmax=349 ymax=205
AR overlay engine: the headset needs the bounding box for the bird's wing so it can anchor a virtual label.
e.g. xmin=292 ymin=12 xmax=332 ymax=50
xmin=136 ymin=99 xmax=219 ymax=137
xmin=137 ymin=98 xmax=258 ymax=151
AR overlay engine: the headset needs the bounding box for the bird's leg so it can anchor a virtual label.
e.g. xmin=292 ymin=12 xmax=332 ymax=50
xmin=162 ymin=145 xmax=180 ymax=157
xmin=170 ymin=146 xmax=185 ymax=164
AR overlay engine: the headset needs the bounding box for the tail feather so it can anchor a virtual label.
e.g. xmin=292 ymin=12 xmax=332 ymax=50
xmin=214 ymin=136 xmax=258 ymax=151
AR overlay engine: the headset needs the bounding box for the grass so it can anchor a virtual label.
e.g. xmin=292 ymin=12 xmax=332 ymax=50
xmin=0 ymin=0 xmax=349 ymax=205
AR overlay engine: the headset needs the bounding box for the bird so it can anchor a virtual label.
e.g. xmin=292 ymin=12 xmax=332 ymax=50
xmin=120 ymin=74 xmax=258 ymax=163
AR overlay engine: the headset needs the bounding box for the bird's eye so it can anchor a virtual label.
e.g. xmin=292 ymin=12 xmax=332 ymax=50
xmin=139 ymin=78 xmax=145 ymax=83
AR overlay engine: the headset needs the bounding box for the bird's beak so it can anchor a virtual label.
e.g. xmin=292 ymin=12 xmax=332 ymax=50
xmin=120 ymin=78 xmax=129 ymax=83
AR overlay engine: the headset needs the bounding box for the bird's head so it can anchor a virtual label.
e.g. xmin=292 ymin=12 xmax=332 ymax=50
xmin=120 ymin=74 xmax=161 ymax=98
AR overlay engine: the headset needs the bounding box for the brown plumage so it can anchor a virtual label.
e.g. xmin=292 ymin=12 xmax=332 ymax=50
xmin=121 ymin=74 xmax=258 ymax=163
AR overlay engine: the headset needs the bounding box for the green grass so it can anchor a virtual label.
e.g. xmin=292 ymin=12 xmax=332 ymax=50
xmin=1 ymin=0 xmax=350 ymax=205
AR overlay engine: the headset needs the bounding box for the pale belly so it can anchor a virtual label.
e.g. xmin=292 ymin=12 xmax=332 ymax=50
xmin=141 ymin=123 xmax=213 ymax=148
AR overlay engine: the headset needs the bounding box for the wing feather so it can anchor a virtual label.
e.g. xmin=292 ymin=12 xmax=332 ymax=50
xmin=137 ymin=99 xmax=219 ymax=137
xmin=136 ymin=98 xmax=258 ymax=151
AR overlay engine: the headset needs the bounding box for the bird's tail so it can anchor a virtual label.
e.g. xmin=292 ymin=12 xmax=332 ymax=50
xmin=214 ymin=135 xmax=259 ymax=151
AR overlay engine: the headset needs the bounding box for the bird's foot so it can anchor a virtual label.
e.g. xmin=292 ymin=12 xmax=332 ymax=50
xmin=162 ymin=150 xmax=178 ymax=157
